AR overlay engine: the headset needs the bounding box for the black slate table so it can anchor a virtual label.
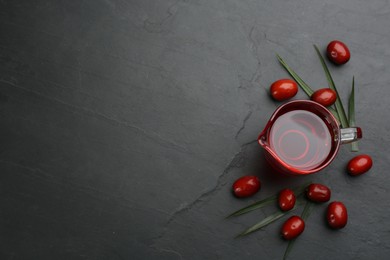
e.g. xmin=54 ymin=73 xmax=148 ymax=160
xmin=1 ymin=1 xmax=389 ymax=259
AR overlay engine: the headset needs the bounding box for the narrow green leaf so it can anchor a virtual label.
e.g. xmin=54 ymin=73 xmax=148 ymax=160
xmin=283 ymin=237 xmax=296 ymax=260
xmin=292 ymin=182 xmax=311 ymax=198
xmin=349 ymin=77 xmax=359 ymax=152
xmin=313 ymin=45 xmax=349 ymax=128
xmin=348 ymin=77 xmax=355 ymax=126
xmin=277 ymin=54 xmax=314 ymax=96
xmin=277 ymin=54 xmax=340 ymax=123
xmin=236 ymin=209 xmax=294 ymax=237
xmin=226 ymin=195 xmax=277 ymax=218
xmin=283 ymin=201 xmax=314 ymax=260
xmin=301 ymin=201 xmax=314 ymax=221
xmin=329 ymin=108 xmax=340 ymax=122
xmin=227 ymin=182 xmax=311 ymax=218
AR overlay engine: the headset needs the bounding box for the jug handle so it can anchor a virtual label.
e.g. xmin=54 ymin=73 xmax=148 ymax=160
xmin=340 ymin=127 xmax=362 ymax=144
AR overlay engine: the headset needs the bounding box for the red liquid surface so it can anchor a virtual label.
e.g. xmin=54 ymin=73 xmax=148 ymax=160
xmin=269 ymin=110 xmax=332 ymax=170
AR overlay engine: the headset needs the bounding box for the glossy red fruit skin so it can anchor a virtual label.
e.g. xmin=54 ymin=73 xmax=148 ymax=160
xmin=310 ymin=88 xmax=337 ymax=107
xmin=270 ymin=79 xmax=298 ymax=101
xmin=306 ymin=183 xmax=331 ymax=203
xmin=278 ymin=189 xmax=296 ymax=211
xmin=347 ymin=154 xmax=373 ymax=176
xmin=281 ymin=216 xmax=305 ymax=240
xmin=327 ymin=201 xmax=348 ymax=229
xmin=327 ymin=40 xmax=351 ymax=65
xmin=232 ymin=176 xmax=261 ymax=198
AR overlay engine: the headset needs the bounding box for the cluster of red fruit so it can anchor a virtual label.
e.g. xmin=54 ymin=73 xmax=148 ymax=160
xmin=232 ymin=177 xmax=368 ymax=239
xmin=230 ymin=40 xmax=374 ymax=241
xmin=270 ymin=40 xmax=351 ymax=105
xmin=233 ymin=154 xmax=373 ymax=199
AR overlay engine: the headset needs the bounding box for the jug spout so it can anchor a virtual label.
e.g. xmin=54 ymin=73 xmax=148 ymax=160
xmin=258 ymin=130 xmax=268 ymax=148
xmin=258 ymin=119 xmax=273 ymax=148
xmin=257 ymin=124 xmax=285 ymax=174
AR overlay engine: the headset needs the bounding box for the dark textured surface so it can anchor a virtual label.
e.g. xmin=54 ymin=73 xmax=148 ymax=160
xmin=1 ymin=0 xmax=389 ymax=259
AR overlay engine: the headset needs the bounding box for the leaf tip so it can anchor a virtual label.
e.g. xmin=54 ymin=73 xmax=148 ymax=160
xmin=234 ymin=233 xmax=244 ymax=239
xmin=225 ymin=213 xmax=235 ymax=219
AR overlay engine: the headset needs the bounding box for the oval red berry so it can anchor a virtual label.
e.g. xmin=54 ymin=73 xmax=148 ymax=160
xmin=270 ymin=79 xmax=298 ymax=101
xmin=327 ymin=201 xmax=348 ymax=229
xmin=278 ymin=188 xmax=296 ymax=211
xmin=327 ymin=40 xmax=351 ymax=65
xmin=347 ymin=154 xmax=373 ymax=176
xmin=232 ymin=176 xmax=261 ymax=198
xmin=281 ymin=216 xmax=305 ymax=240
xmin=311 ymin=88 xmax=337 ymax=107
xmin=306 ymin=183 xmax=331 ymax=203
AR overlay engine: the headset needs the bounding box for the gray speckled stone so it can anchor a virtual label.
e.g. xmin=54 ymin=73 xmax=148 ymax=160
xmin=1 ymin=0 xmax=389 ymax=259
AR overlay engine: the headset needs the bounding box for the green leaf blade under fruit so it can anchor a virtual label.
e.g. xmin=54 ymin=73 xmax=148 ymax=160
xmin=283 ymin=237 xmax=296 ymax=260
xmin=236 ymin=209 xmax=293 ymax=238
xmin=283 ymin=201 xmax=314 ymax=260
xmin=227 ymin=182 xmax=311 ymax=218
xmin=226 ymin=195 xmax=277 ymax=218
xmin=300 ymin=201 xmax=314 ymax=221
xmin=349 ymin=77 xmax=359 ymax=152
xmin=276 ymin=54 xmax=314 ymax=96
xmin=313 ymin=45 xmax=349 ymax=128
xmin=277 ymin=54 xmax=340 ymax=123
xmin=329 ymin=108 xmax=340 ymax=122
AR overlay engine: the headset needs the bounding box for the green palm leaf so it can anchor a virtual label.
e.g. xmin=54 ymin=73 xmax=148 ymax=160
xmin=349 ymin=77 xmax=359 ymax=151
xmin=277 ymin=54 xmax=340 ymax=122
xmin=227 ymin=182 xmax=310 ymax=218
xmin=283 ymin=201 xmax=314 ymax=260
xmin=313 ymin=45 xmax=349 ymax=128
